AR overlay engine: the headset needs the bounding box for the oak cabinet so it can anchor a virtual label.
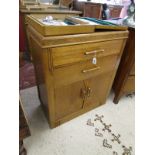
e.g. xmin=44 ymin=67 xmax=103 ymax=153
xmin=109 ymin=6 xmax=122 ymax=18
xmin=73 ymin=1 xmax=123 ymax=19
xmin=113 ymin=27 xmax=135 ymax=104
xmin=26 ymin=15 xmax=128 ymax=128
xmin=55 ymin=72 xmax=112 ymax=121
xmin=83 ymin=2 xmax=102 ymax=19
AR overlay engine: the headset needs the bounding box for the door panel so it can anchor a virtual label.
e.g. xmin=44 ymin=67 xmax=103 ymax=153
xmin=83 ymin=72 xmax=112 ymax=108
xmin=55 ymin=80 xmax=84 ymax=120
xmin=55 ymin=72 xmax=112 ymax=120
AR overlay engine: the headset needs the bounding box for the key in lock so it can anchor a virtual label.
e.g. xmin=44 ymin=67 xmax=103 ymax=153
xmin=92 ymin=57 xmax=97 ymax=65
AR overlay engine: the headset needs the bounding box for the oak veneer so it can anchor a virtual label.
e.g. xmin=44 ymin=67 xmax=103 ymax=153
xmin=73 ymin=1 xmax=123 ymax=19
xmin=83 ymin=2 xmax=102 ymax=19
xmin=26 ymin=15 xmax=128 ymax=128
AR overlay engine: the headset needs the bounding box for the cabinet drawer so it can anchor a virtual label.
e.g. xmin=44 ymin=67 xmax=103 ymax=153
xmin=53 ymin=55 xmax=118 ymax=88
xmin=123 ymin=76 xmax=135 ymax=93
xmin=51 ymin=40 xmax=123 ymax=68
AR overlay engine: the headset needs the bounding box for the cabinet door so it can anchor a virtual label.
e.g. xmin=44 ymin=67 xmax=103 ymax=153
xmin=83 ymin=72 xmax=112 ymax=108
xmin=55 ymin=72 xmax=112 ymax=121
xmin=55 ymin=80 xmax=85 ymax=120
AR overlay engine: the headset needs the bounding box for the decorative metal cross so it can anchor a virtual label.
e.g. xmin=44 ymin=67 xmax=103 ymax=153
xmin=94 ymin=114 xmax=104 ymax=123
xmin=111 ymin=133 xmax=121 ymax=144
xmin=102 ymin=123 xmax=112 ymax=133
xmin=122 ymin=145 xmax=132 ymax=155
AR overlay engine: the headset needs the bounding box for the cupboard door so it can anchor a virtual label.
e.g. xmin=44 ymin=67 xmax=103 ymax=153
xmin=55 ymin=80 xmax=85 ymax=120
xmin=55 ymin=72 xmax=112 ymax=121
xmin=83 ymin=72 xmax=112 ymax=108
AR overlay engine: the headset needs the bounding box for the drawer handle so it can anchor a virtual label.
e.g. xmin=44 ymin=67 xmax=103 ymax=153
xmin=85 ymin=49 xmax=104 ymax=55
xmin=82 ymin=66 xmax=100 ymax=73
xmin=87 ymin=87 xmax=92 ymax=97
xmin=80 ymin=88 xmax=87 ymax=100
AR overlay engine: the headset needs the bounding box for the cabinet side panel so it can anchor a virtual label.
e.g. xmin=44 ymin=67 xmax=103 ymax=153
xmin=30 ymin=37 xmax=49 ymax=120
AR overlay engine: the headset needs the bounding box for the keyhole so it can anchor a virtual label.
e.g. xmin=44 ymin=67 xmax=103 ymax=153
xmin=92 ymin=57 xmax=97 ymax=64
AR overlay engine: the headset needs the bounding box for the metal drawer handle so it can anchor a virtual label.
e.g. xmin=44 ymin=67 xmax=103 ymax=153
xmin=82 ymin=66 xmax=100 ymax=73
xmin=85 ymin=49 xmax=104 ymax=55
xmin=80 ymin=88 xmax=87 ymax=100
xmin=87 ymin=87 xmax=92 ymax=97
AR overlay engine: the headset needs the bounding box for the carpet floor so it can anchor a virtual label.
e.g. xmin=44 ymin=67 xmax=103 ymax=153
xmin=20 ymin=86 xmax=135 ymax=155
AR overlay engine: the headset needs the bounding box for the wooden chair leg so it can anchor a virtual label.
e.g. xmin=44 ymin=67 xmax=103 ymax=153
xmin=113 ymin=92 xmax=122 ymax=104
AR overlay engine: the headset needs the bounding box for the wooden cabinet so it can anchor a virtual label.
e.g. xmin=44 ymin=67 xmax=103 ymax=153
xmin=109 ymin=6 xmax=122 ymax=18
xmin=54 ymin=71 xmax=113 ymax=121
xmin=83 ymin=2 xmax=102 ymax=19
xmin=73 ymin=1 xmax=123 ymax=19
xmin=73 ymin=1 xmax=102 ymax=18
xmin=26 ymin=15 xmax=128 ymax=128
xmin=113 ymin=27 xmax=135 ymax=104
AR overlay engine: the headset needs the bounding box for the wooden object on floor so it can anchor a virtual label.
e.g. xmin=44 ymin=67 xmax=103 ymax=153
xmin=83 ymin=2 xmax=103 ymax=19
xmin=109 ymin=5 xmax=122 ymax=18
xmin=26 ymin=15 xmax=128 ymax=128
xmin=73 ymin=1 xmax=123 ymax=19
xmin=113 ymin=27 xmax=135 ymax=104
xmin=19 ymin=97 xmax=30 ymax=155
xmin=73 ymin=1 xmax=103 ymax=19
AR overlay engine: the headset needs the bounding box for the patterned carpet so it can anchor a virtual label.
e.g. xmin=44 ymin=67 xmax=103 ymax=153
xmin=86 ymin=114 xmax=133 ymax=155
xmin=19 ymin=61 xmax=36 ymax=90
xmin=20 ymin=86 xmax=135 ymax=155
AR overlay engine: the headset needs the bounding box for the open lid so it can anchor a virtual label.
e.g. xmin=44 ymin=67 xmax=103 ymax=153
xmin=77 ymin=17 xmax=128 ymax=31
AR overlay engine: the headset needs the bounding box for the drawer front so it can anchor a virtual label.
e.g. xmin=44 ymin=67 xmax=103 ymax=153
xmin=51 ymin=40 xmax=123 ymax=68
xmin=123 ymin=76 xmax=135 ymax=93
xmin=53 ymin=55 xmax=119 ymax=88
